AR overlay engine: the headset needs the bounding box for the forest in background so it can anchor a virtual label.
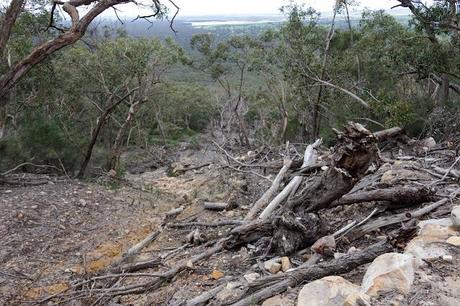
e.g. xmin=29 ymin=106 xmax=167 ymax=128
xmin=0 ymin=0 xmax=459 ymax=177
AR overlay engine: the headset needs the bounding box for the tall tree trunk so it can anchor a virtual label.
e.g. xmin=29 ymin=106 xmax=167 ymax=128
xmin=77 ymin=90 xmax=136 ymax=178
xmin=234 ymin=64 xmax=250 ymax=147
xmin=0 ymin=98 xmax=6 ymax=140
xmin=312 ymin=0 xmax=339 ymax=139
xmin=439 ymin=73 xmax=450 ymax=105
xmin=108 ymin=100 xmax=142 ymax=171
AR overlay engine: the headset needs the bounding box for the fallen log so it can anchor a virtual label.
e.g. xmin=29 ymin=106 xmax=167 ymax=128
xmin=330 ymin=186 xmax=435 ymax=209
xmin=349 ymin=188 xmax=460 ymax=240
xmin=227 ymin=241 xmax=392 ymax=306
xmin=169 ymin=220 xmax=244 ymax=228
xmin=109 ymin=257 xmax=161 ymax=274
xmin=373 ymin=126 xmax=404 ymax=141
xmin=204 ymin=202 xmax=229 ymax=211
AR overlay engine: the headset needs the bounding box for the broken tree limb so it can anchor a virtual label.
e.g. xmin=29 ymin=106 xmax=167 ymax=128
xmin=123 ymin=229 xmax=162 ymax=259
xmin=432 ymin=165 xmax=460 ymax=178
xmin=228 ymin=241 xmax=392 ymax=306
xmin=373 ymin=127 xmax=404 ymax=141
xmin=349 ymin=188 xmax=460 ymax=240
xmin=186 ymin=283 xmax=227 ymax=306
xmin=169 ymin=220 xmax=244 ymax=228
xmin=164 ymin=206 xmax=184 ymax=218
xmin=109 ymin=257 xmax=161 ymax=274
xmin=204 ymin=202 xmax=229 ymax=211
xmin=258 ymin=139 xmax=322 ymax=220
xmin=245 ymin=157 xmax=293 ymax=220
xmin=330 ymin=186 xmax=435 ymax=208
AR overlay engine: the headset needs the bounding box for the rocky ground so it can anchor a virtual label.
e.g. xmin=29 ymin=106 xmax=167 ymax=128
xmin=0 ymin=132 xmax=459 ymax=305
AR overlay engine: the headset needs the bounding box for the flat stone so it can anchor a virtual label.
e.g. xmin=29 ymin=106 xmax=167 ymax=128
xmin=297 ymin=276 xmax=360 ymax=306
xmin=361 ymin=253 xmax=417 ymax=297
xmin=419 ymin=218 xmax=454 ymax=227
xmin=211 ymin=270 xmax=224 ymax=280
xmin=262 ymin=294 xmax=295 ymax=306
xmin=405 ymin=236 xmax=456 ymax=260
xmin=446 ymin=236 xmax=460 ymax=246
xmin=243 ymin=272 xmax=260 ymax=284
xmin=418 ymin=224 xmax=458 ymax=239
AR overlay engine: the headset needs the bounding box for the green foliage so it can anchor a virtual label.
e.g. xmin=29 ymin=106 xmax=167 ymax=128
xmin=2 ymin=1 xmax=460 ymax=176
xmin=0 ymin=114 xmax=84 ymax=171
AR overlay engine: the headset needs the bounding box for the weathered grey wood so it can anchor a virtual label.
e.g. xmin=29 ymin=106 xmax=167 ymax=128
xmin=350 ymin=188 xmax=460 ymax=240
xmin=229 ymin=241 xmax=392 ymax=306
xmin=259 ymin=139 xmax=322 ymax=220
xmin=245 ymin=158 xmax=293 ymax=220
xmin=330 ymin=186 xmax=434 ymax=208
xmin=204 ymin=202 xmax=229 ymax=211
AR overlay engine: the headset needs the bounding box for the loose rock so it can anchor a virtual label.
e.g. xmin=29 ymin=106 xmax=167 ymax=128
xmin=446 ymin=236 xmax=460 ymax=246
xmin=211 ymin=270 xmax=224 ymax=280
xmin=268 ymin=262 xmax=281 ymax=274
xmin=405 ymin=236 xmax=457 ymax=260
xmin=264 ymin=258 xmax=281 ymax=273
xmin=297 ymin=276 xmax=360 ymax=306
xmin=343 ymin=292 xmax=371 ymax=306
xmin=451 ymin=206 xmax=460 ymax=227
xmin=281 ymin=256 xmax=291 ymax=272
xmin=243 ymin=272 xmax=260 ymax=284
xmin=361 ymin=253 xmax=417 ymax=297
xmin=311 ymin=235 xmax=336 ymax=256
xmin=262 ymin=294 xmax=295 ymax=306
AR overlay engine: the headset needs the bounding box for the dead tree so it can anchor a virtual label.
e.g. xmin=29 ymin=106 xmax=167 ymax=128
xmin=229 ymin=122 xmax=380 ymax=255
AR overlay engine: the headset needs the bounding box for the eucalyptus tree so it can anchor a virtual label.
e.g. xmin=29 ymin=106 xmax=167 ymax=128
xmin=394 ymin=0 xmax=460 ymax=104
xmin=0 ymin=0 xmax=176 ymax=139
xmin=66 ymin=37 xmax=186 ymax=176
xmin=191 ymin=34 xmax=260 ymax=146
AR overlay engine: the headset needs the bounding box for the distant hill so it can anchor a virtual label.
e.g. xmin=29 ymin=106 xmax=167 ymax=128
xmin=94 ymin=11 xmax=411 ymax=49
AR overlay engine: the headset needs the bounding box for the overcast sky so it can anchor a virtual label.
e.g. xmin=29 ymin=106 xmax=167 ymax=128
xmin=110 ymin=0 xmax=419 ymax=18
xmin=175 ymin=0 xmax=402 ymax=16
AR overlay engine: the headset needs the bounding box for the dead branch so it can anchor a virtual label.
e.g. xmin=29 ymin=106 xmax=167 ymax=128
xmin=258 ymin=139 xmax=322 ymax=220
xmin=228 ymin=241 xmax=392 ymax=306
xmin=124 ymin=229 xmax=162 ymax=258
xmin=373 ymin=127 xmax=404 ymax=141
xmin=1 ymin=161 xmax=61 ymax=176
xmin=349 ymin=188 xmax=460 ymax=240
xmin=330 ymin=186 xmax=435 ymax=209
xmin=432 ymin=165 xmax=460 ymax=178
xmin=109 ymin=257 xmax=161 ymax=274
xmin=204 ymin=202 xmax=229 ymax=211
xmin=164 ymin=206 xmax=184 ymax=218
xmin=245 ymin=157 xmax=293 ymax=220
xmin=169 ymin=220 xmax=244 ymax=228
